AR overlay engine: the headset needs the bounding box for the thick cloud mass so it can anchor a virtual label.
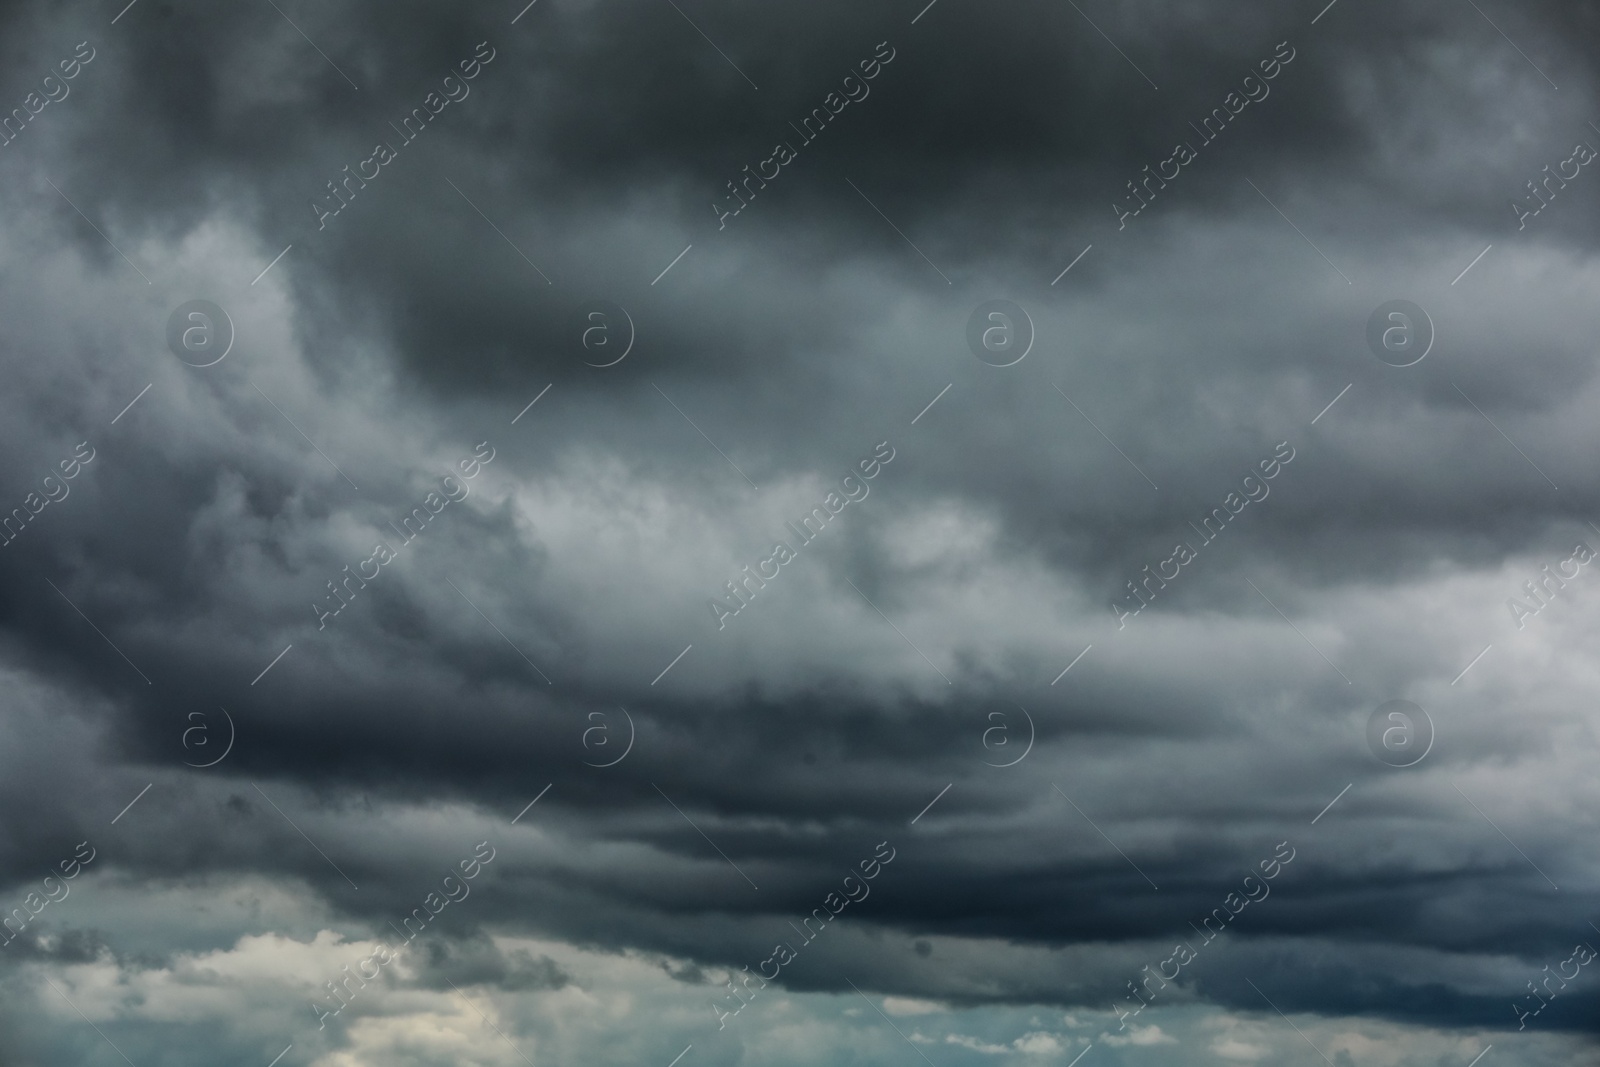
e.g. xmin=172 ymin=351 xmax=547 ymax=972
xmin=1 ymin=0 xmax=1598 ymax=1065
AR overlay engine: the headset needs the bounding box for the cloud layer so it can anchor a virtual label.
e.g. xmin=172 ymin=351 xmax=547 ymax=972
xmin=0 ymin=0 xmax=1598 ymax=1065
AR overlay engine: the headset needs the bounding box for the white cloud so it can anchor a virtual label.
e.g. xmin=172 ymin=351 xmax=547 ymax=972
xmin=882 ymin=996 xmax=949 ymax=1016
xmin=1011 ymin=1031 xmax=1064 ymax=1055
xmin=1101 ymin=1024 xmax=1178 ymax=1047
xmin=945 ymin=1033 xmax=1010 ymax=1055
xmin=1211 ymin=1036 xmax=1270 ymax=1061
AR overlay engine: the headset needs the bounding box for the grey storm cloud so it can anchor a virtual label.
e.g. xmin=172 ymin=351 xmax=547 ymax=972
xmin=0 ymin=0 xmax=1597 ymax=1065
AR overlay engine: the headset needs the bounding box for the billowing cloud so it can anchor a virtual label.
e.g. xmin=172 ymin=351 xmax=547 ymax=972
xmin=0 ymin=0 xmax=1597 ymax=1065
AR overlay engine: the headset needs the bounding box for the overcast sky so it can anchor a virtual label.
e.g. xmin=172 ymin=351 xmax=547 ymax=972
xmin=0 ymin=1 xmax=1598 ymax=1065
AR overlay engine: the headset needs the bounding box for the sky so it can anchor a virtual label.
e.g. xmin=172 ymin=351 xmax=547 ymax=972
xmin=0 ymin=0 xmax=1598 ymax=1065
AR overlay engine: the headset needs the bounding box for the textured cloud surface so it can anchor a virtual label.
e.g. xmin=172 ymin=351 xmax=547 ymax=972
xmin=0 ymin=1 xmax=1598 ymax=1065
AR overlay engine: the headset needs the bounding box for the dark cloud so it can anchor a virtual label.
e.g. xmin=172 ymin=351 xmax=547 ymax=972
xmin=0 ymin=0 xmax=1597 ymax=1064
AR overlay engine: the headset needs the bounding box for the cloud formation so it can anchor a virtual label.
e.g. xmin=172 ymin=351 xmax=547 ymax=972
xmin=0 ymin=0 xmax=1598 ymax=1065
